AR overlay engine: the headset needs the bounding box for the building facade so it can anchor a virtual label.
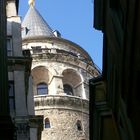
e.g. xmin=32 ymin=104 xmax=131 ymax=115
xmin=0 ymin=0 xmax=15 ymax=139
xmin=22 ymin=1 xmax=100 ymax=140
xmin=6 ymin=0 xmax=43 ymax=139
xmin=90 ymin=0 xmax=140 ymax=140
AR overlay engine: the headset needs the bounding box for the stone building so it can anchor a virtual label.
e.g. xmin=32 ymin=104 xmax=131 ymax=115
xmin=21 ymin=1 xmax=100 ymax=140
xmin=6 ymin=0 xmax=43 ymax=139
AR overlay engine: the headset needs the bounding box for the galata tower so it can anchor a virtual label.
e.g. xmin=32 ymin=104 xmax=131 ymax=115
xmin=21 ymin=1 xmax=100 ymax=140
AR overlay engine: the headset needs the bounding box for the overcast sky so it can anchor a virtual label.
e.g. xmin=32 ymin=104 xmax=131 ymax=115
xmin=19 ymin=0 xmax=103 ymax=70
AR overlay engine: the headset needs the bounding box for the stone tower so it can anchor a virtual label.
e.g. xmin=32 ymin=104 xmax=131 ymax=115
xmin=21 ymin=1 xmax=100 ymax=140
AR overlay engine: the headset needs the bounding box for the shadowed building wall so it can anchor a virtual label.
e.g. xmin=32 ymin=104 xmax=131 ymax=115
xmin=90 ymin=0 xmax=140 ymax=140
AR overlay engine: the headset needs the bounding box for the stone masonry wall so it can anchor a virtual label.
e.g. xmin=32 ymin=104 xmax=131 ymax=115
xmin=35 ymin=109 xmax=89 ymax=140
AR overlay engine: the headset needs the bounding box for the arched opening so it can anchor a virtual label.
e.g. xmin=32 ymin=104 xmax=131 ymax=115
xmin=76 ymin=120 xmax=82 ymax=131
xmin=31 ymin=66 xmax=53 ymax=95
xmin=63 ymin=84 xmax=73 ymax=95
xmin=37 ymin=83 xmax=48 ymax=95
xmin=62 ymin=69 xmax=83 ymax=97
xmin=45 ymin=118 xmax=50 ymax=128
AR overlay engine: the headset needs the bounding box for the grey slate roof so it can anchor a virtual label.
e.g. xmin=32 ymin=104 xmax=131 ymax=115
xmin=22 ymin=6 xmax=54 ymax=39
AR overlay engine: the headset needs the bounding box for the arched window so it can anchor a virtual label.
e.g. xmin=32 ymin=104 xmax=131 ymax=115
xmin=45 ymin=118 xmax=50 ymax=128
xmin=76 ymin=120 xmax=82 ymax=131
xmin=37 ymin=83 xmax=48 ymax=95
xmin=63 ymin=84 xmax=73 ymax=95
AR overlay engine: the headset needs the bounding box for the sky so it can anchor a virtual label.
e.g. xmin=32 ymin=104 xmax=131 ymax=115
xmin=19 ymin=0 xmax=103 ymax=70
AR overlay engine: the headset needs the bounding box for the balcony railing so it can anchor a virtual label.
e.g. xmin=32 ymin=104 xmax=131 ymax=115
xmin=34 ymin=95 xmax=89 ymax=114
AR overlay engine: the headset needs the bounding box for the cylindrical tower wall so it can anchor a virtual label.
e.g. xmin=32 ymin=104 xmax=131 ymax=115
xmin=22 ymin=33 xmax=100 ymax=140
xmin=34 ymin=95 xmax=89 ymax=140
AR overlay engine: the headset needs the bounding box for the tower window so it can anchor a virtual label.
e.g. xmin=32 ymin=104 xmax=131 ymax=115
xmin=76 ymin=120 xmax=82 ymax=131
xmin=64 ymin=84 xmax=73 ymax=95
xmin=45 ymin=118 xmax=50 ymax=128
xmin=37 ymin=83 xmax=48 ymax=95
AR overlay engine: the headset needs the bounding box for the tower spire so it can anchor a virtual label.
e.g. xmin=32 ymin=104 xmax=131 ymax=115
xmin=28 ymin=0 xmax=35 ymax=7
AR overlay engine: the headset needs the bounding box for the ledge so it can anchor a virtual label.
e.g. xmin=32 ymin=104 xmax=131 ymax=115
xmin=34 ymin=95 xmax=89 ymax=114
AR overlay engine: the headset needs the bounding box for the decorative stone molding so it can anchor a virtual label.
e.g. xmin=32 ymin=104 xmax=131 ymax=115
xmin=32 ymin=52 xmax=99 ymax=76
xmin=34 ymin=95 xmax=89 ymax=114
xmin=22 ymin=36 xmax=92 ymax=61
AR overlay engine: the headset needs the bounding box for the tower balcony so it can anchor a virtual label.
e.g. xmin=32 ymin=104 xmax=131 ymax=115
xmin=34 ymin=95 xmax=89 ymax=114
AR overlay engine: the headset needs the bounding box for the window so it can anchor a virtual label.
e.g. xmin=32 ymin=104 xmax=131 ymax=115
xmin=76 ymin=120 xmax=82 ymax=131
xmin=64 ymin=84 xmax=73 ymax=95
xmin=32 ymin=46 xmax=42 ymax=54
xmin=8 ymin=81 xmax=15 ymax=111
xmin=7 ymin=38 xmax=13 ymax=56
xmin=37 ymin=83 xmax=48 ymax=95
xmin=45 ymin=118 xmax=50 ymax=128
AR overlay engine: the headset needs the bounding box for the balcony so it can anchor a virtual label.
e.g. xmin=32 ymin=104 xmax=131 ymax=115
xmin=34 ymin=95 xmax=89 ymax=114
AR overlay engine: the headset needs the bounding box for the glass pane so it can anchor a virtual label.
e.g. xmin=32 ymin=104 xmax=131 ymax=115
xmin=38 ymin=88 xmax=48 ymax=95
xmin=45 ymin=123 xmax=50 ymax=128
xmin=37 ymin=83 xmax=48 ymax=95
xmin=45 ymin=118 xmax=50 ymax=128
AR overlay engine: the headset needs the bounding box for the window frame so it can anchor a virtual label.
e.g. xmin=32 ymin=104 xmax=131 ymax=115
xmin=8 ymin=80 xmax=15 ymax=111
xmin=44 ymin=118 xmax=51 ymax=128
xmin=76 ymin=120 xmax=83 ymax=131
xmin=37 ymin=82 xmax=48 ymax=95
xmin=63 ymin=84 xmax=74 ymax=96
xmin=7 ymin=37 xmax=13 ymax=56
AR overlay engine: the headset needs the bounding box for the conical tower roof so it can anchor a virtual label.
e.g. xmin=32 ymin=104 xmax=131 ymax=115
xmin=22 ymin=5 xmax=54 ymax=39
